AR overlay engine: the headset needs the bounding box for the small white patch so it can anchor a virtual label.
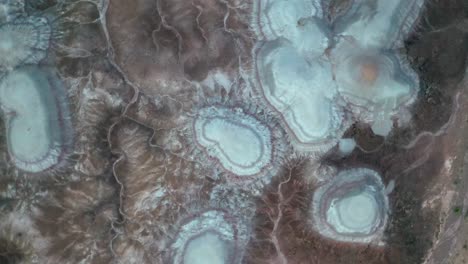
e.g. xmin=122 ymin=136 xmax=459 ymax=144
xmin=385 ymin=179 xmax=395 ymax=195
xmin=338 ymin=138 xmax=356 ymax=155
xmin=202 ymin=70 xmax=233 ymax=91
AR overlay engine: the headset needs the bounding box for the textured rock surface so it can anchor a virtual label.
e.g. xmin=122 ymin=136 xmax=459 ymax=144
xmin=311 ymin=168 xmax=389 ymax=243
xmin=0 ymin=16 xmax=51 ymax=70
xmin=192 ymin=106 xmax=273 ymax=176
xmin=0 ymin=66 xmax=72 ymax=172
xmin=0 ymin=0 xmax=466 ymax=263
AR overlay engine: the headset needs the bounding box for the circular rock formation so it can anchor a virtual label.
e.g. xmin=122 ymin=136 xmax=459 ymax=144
xmin=255 ymin=39 xmax=345 ymax=152
xmin=0 ymin=16 xmax=51 ymax=70
xmin=0 ymin=66 xmax=72 ymax=172
xmin=311 ymin=168 xmax=389 ymax=243
xmin=332 ymin=40 xmax=418 ymax=105
xmin=193 ymin=106 xmax=274 ymax=177
xmin=330 ymin=38 xmax=419 ymax=136
xmin=168 ymin=210 xmax=242 ymax=264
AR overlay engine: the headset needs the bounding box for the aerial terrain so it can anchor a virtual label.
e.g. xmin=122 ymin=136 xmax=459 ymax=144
xmin=0 ymin=0 xmax=467 ymax=263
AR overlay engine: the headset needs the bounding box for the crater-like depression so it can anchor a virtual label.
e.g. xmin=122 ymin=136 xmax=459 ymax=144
xmin=183 ymin=231 xmax=230 ymax=264
xmin=311 ymin=168 xmax=389 ymax=243
xmin=168 ymin=210 xmax=240 ymax=264
xmin=330 ymin=38 xmax=419 ymax=135
xmin=193 ymin=106 xmax=273 ymax=177
xmin=0 ymin=66 xmax=71 ymax=172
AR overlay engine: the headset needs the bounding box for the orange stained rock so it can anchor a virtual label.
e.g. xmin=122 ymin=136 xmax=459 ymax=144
xmin=359 ymin=61 xmax=379 ymax=86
